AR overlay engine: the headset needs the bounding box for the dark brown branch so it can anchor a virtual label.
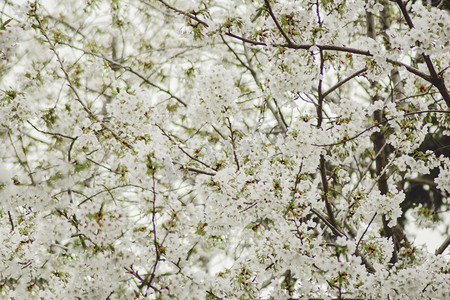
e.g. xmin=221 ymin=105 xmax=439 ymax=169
xmin=317 ymin=49 xmax=325 ymax=127
xmin=227 ymin=31 xmax=443 ymax=92
xmin=387 ymin=58 xmax=432 ymax=82
xmin=368 ymin=4 xmax=396 ymax=259
xmin=264 ymin=0 xmax=293 ymax=45
xmin=226 ymin=32 xmax=437 ymax=84
xmin=317 ymin=49 xmax=337 ymax=227
xmin=394 ymin=0 xmax=414 ymax=28
xmin=299 ymin=44 xmax=372 ymax=56
xmin=433 ymin=78 xmax=450 ymax=107
xmin=320 ymin=155 xmax=337 ymax=226
xmin=373 ymin=113 xmax=398 ymax=264
xmin=311 ymin=207 xmax=345 ymax=237
xmin=408 ymin=177 xmax=438 ymax=187
xmin=354 ymin=248 xmax=377 ymax=274
xmin=144 ymin=171 xmax=161 ymax=291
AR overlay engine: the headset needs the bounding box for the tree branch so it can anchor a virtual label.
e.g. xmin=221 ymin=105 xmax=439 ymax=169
xmin=435 ymin=235 xmax=450 ymax=255
xmin=322 ymin=68 xmax=367 ymax=98
xmin=264 ymin=0 xmax=293 ymax=45
xmin=317 ymin=49 xmax=337 ymax=228
xmin=156 ymin=0 xmax=209 ymax=27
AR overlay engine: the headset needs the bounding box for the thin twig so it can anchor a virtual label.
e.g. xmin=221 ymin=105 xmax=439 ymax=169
xmin=356 ymin=212 xmax=378 ymax=251
xmin=311 ymin=207 xmax=345 ymax=237
xmin=156 ymin=0 xmax=209 ymax=27
xmin=225 ymin=117 xmax=240 ymax=171
xmin=157 ymin=125 xmax=217 ymax=171
xmin=27 ymin=121 xmax=76 ymax=140
xmin=220 ymin=34 xmax=287 ymax=133
xmin=311 ymin=207 xmax=376 ymax=273
xmin=8 ymin=211 xmax=14 ymax=232
xmin=145 ymin=171 xmax=161 ymax=291
xmin=322 ymin=68 xmax=367 ymax=98
xmin=172 ymin=161 xmax=216 ymax=176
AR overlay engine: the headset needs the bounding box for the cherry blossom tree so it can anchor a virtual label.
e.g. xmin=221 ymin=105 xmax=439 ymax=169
xmin=0 ymin=0 xmax=449 ymax=298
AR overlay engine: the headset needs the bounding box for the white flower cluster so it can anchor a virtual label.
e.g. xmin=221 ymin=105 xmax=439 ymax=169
xmin=193 ymin=64 xmax=240 ymax=122
xmin=0 ymin=24 xmax=20 ymax=61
